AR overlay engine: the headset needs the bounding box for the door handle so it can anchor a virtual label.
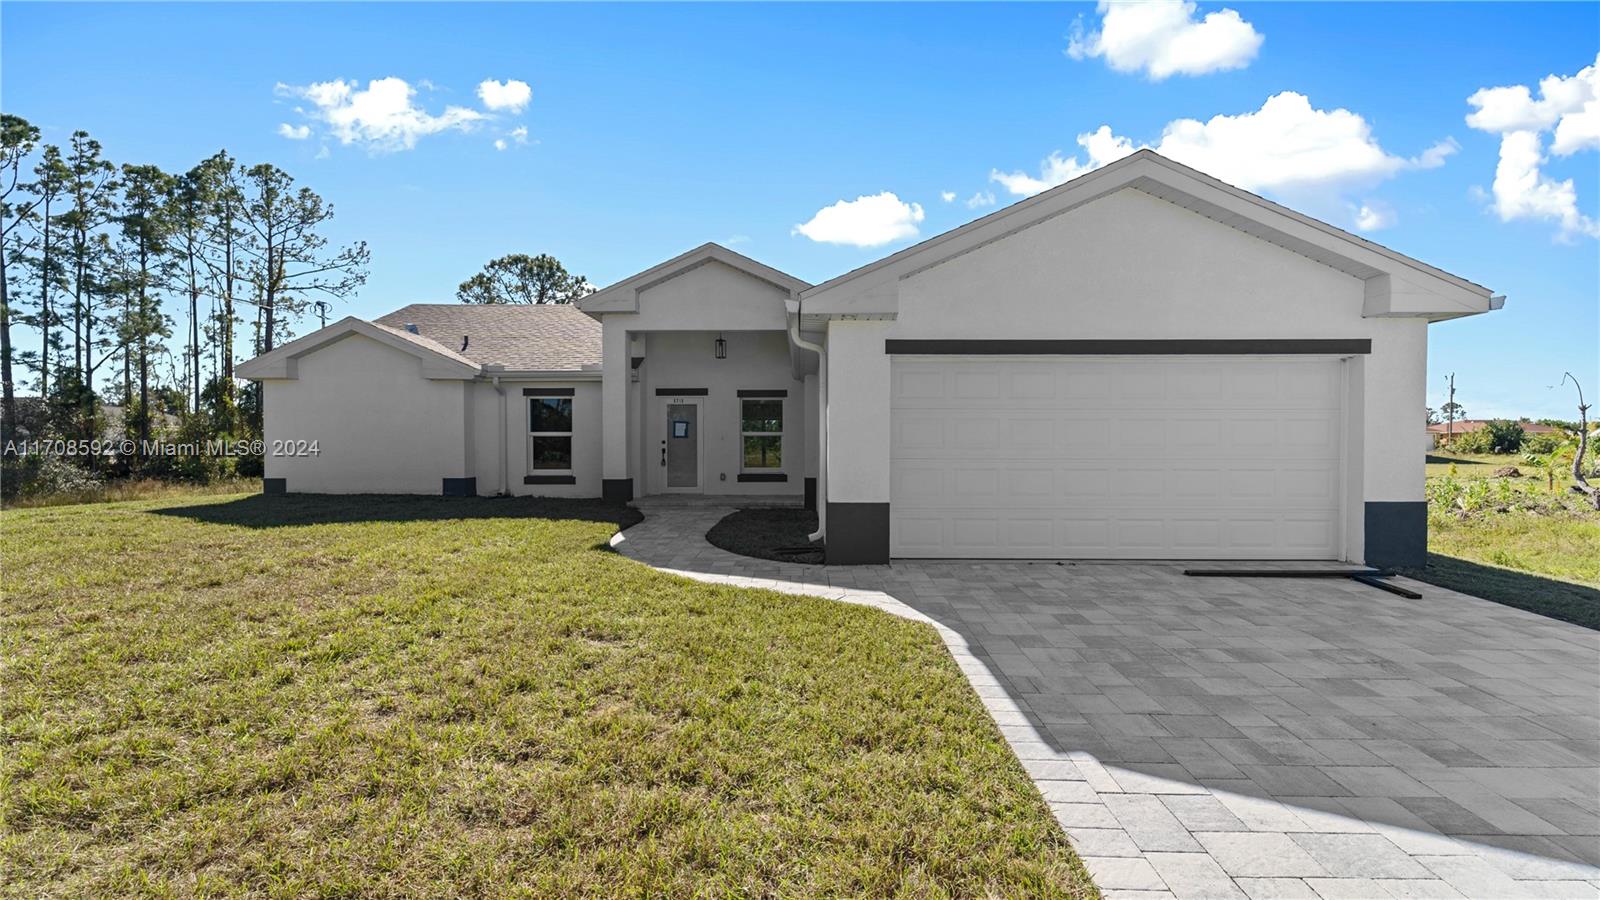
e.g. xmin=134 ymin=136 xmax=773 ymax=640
xmin=660 ymin=440 xmax=666 ymax=467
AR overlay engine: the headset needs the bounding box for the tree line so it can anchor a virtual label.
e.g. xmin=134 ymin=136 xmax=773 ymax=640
xmin=0 ymin=113 xmax=369 ymax=489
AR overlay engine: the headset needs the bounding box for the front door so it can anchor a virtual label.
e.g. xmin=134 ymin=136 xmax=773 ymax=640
xmin=663 ymin=401 xmax=701 ymax=492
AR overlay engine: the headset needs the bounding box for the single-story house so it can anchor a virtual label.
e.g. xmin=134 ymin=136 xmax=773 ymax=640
xmin=1427 ymin=419 xmax=1559 ymax=448
xmin=238 ymin=150 xmax=1500 ymax=567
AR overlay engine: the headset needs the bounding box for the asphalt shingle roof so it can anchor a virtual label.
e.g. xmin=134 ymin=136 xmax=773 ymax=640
xmin=374 ymin=303 xmax=601 ymax=372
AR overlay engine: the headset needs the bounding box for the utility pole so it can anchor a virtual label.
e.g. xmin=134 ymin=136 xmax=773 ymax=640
xmin=1445 ymin=372 xmax=1456 ymax=445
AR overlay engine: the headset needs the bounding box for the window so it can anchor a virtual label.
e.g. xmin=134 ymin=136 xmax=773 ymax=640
xmin=740 ymin=398 xmax=782 ymax=470
xmin=529 ymin=396 xmax=573 ymax=471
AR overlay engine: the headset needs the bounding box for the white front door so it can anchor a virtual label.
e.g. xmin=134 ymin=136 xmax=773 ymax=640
xmin=661 ymin=399 xmax=703 ymax=493
xmin=890 ymin=356 xmax=1345 ymax=559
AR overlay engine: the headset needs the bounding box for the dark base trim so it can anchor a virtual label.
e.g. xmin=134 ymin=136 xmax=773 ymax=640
xmin=804 ymin=477 xmax=817 ymax=511
xmin=525 ymin=474 xmax=577 ymax=485
xmin=1364 ymin=501 xmax=1426 ymax=569
xmin=602 ymin=478 xmax=634 ymax=502
xmin=442 ymin=477 xmax=477 ymax=497
xmin=825 ymin=501 xmax=890 ymax=565
xmin=885 ymin=338 xmax=1372 ymax=356
xmin=263 ymin=477 xmax=286 ymax=495
xmin=736 ymin=472 xmax=787 ymax=483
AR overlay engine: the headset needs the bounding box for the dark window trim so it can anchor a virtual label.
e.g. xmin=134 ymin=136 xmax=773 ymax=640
xmin=883 ymin=339 xmax=1373 ymax=355
xmin=655 ymin=387 xmax=709 ymax=396
xmin=525 ymin=475 xmax=578 ymax=485
xmin=736 ymin=389 xmax=788 ymax=398
xmin=523 ymin=387 xmax=575 ymax=396
xmin=737 ymin=473 xmax=788 ymax=483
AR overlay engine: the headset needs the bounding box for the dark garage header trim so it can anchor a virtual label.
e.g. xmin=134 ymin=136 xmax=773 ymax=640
xmin=884 ymin=339 xmax=1372 ymax=356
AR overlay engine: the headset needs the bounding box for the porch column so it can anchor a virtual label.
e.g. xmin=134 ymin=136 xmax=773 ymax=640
xmin=601 ymin=322 xmax=633 ymax=501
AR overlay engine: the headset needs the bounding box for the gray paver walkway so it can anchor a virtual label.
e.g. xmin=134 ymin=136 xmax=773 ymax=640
xmin=614 ymin=499 xmax=1600 ymax=900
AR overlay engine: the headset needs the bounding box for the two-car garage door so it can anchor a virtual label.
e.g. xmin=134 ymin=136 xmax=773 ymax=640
xmin=890 ymin=356 xmax=1345 ymax=559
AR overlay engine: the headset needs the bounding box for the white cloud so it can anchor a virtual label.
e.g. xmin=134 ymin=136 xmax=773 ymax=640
xmin=966 ymin=191 xmax=997 ymax=209
xmin=278 ymin=77 xmax=485 ymax=152
xmin=277 ymin=123 xmax=311 ymax=140
xmin=1353 ymin=202 xmax=1396 ymax=232
xmin=991 ymin=94 xmax=1456 ymax=231
xmin=940 ymin=191 xmax=957 ymax=203
xmin=1467 ymin=54 xmax=1600 ymax=239
xmin=478 ymin=79 xmax=532 ymax=113
xmin=793 ymin=192 xmax=925 ymax=247
xmin=991 ymin=126 xmax=1136 ymax=196
xmin=494 ymin=126 xmax=531 ymax=152
xmin=1068 ymin=0 xmax=1262 ymax=80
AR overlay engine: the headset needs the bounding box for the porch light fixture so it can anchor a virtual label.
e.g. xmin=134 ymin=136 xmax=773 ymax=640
xmin=714 ymin=333 xmax=727 ymax=359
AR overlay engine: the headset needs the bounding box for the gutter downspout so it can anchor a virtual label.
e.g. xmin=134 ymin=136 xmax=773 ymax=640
xmin=788 ymin=298 xmax=826 ymax=543
xmin=492 ymin=375 xmax=509 ymax=496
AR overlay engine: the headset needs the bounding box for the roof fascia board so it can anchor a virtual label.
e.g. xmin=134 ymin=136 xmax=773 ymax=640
xmin=236 ymin=317 xmax=480 ymax=381
xmin=578 ymin=243 xmax=810 ymax=316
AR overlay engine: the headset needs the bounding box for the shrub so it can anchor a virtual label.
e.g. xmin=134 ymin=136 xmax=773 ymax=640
xmin=1482 ymin=420 xmax=1526 ymax=453
xmin=1523 ymin=431 xmax=1569 ymax=455
xmin=1 ymin=454 xmax=104 ymax=502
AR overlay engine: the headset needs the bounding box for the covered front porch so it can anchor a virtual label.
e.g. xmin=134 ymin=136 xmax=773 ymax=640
xmin=577 ymin=243 xmax=821 ymax=508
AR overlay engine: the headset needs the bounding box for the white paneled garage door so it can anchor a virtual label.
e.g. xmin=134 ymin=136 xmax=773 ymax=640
xmin=890 ymin=356 xmax=1344 ymax=559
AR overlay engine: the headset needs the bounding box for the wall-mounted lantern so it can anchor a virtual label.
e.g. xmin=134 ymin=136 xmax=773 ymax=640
xmin=714 ymin=333 xmax=727 ymax=359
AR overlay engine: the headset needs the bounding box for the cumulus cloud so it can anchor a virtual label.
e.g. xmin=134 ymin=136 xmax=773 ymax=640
xmin=991 ymin=126 xmax=1136 ymax=196
xmin=966 ymin=191 xmax=997 ymax=209
xmin=990 ymin=93 xmax=1456 ymax=231
xmin=1353 ymin=202 xmax=1396 ymax=232
xmin=277 ymin=123 xmax=311 ymax=140
xmin=1466 ymin=54 xmax=1600 ymax=240
xmin=277 ymin=77 xmax=486 ymax=152
xmin=793 ymin=192 xmax=926 ymax=247
xmin=1068 ymin=0 xmax=1262 ymax=80
xmin=478 ymin=79 xmax=532 ymax=113
xmin=940 ymin=191 xmax=957 ymax=203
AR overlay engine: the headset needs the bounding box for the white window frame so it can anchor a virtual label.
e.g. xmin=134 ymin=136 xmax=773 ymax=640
xmin=527 ymin=394 xmax=574 ymax=475
xmin=739 ymin=396 xmax=784 ymax=472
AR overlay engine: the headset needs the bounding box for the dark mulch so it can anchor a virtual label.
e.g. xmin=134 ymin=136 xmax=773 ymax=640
xmin=706 ymin=508 xmax=823 ymax=565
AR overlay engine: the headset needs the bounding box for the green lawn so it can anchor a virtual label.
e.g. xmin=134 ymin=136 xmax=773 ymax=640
xmin=1408 ymin=452 xmax=1600 ymax=629
xmin=1 ymin=493 xmax=1091 ymax=898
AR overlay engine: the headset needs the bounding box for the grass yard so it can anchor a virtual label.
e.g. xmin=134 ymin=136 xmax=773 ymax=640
xmin=1 ymin=493 xmax=1091 ymax=898
xmin=1408 ymin=452 xmax=1600 ymax=629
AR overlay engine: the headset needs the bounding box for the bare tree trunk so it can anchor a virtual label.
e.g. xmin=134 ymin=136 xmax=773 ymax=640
xmin=1565 ymin=373 xmax=1598 ymax=510
xmin=39 ymin=196 xmax=53 ymax=399
xmin=0 ymin=239 xmax=15 ymax=442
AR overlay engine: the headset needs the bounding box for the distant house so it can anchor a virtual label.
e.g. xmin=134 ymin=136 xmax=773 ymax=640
xmin=1427 ymin=419 xmax=1559 ymax=448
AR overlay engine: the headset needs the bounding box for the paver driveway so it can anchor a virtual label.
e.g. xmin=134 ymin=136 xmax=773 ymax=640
xmin=616 ymin=500 xmax=1600 ymax=899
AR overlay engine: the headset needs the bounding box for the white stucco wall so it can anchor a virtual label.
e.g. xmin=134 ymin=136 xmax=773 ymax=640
xmin=262 ymin=333 xmax=469 ymax=493
xmin=823 ymin=188 xmax=1429 ymax=560
xmin=468 ymin=380 xmax=602 ymax=497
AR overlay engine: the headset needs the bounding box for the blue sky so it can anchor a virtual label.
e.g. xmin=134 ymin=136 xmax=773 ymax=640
xmin=4 ymin=2 xmax=1596 ymax=419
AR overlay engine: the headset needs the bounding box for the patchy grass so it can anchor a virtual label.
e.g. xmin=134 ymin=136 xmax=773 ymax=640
xmin=706 ymin=508 xmax=823 ymax=565
xmin=2 ymin=476 xmax=261 ymax=510
xmin=1416 ymin=452 xmax=1600 ymax=629
xmin=0 ymin=492 xmax=1090 ymax=898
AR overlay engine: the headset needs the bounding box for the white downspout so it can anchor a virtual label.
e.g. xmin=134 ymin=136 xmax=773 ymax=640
xmin=788 ymin=300 xmax=826 ymax=543
xmin=492 ymin=375 xmax=509 ymax=496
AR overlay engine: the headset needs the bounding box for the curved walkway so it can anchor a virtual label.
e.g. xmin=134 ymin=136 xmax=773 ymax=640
xmin=614 ymin=500 xmax=1600 ymax=900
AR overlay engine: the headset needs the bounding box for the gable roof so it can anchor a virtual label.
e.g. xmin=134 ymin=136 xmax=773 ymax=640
xmin=375 ymin=303 xmax=600 ymax=372
xmin=236 ymin=316 xmax=481 ymax=381
xmin=1427 ymin=419 xmax=1559 ymax=435
xmin=800 ymin=149 xmax=1497 ymax=323
xmin=578 ymin=242 xmax=811 ymax=314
